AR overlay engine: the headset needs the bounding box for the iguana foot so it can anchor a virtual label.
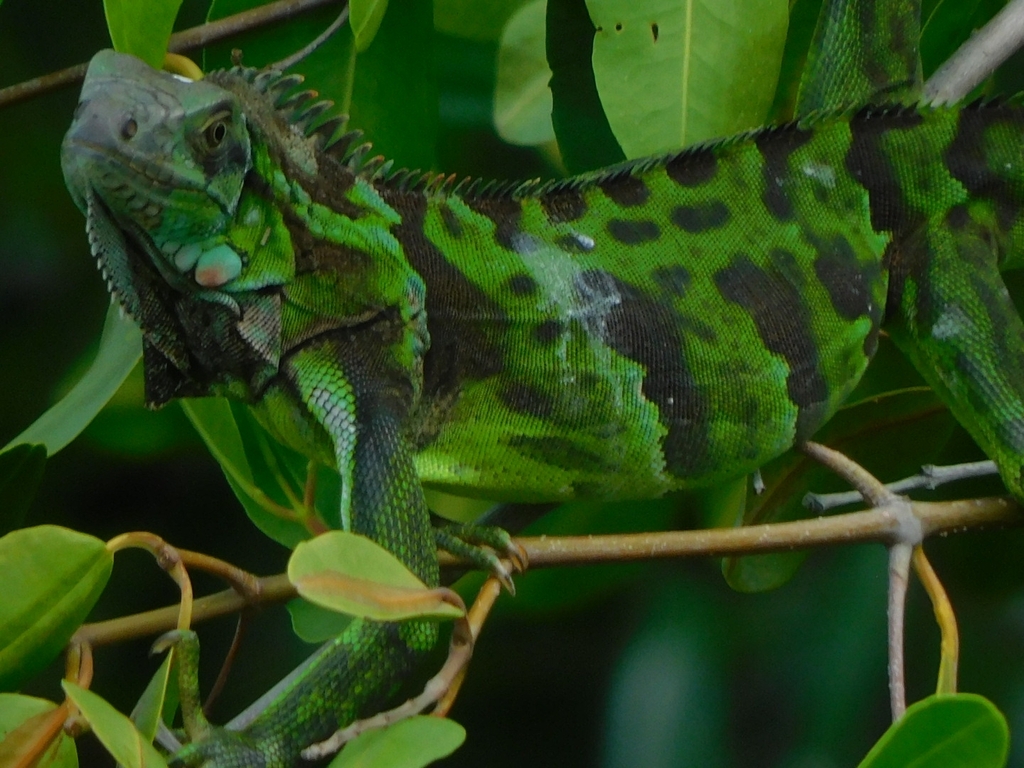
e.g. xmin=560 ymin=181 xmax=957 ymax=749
xmin=433 ymin=524 xmax=527 ymax=593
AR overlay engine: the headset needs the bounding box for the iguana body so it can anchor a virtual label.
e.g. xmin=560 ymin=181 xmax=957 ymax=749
xmin=60 ymin=13 xmax=1024 ymax=768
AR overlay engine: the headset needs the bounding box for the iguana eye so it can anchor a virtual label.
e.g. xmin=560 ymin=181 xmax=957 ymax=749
xmin=121 ymin=118 xmax=137 ymax=140
xmin=201 ymin=111 xmax=232 ymax=150
xmin=205 ymin=120 xmax=228 ymax=148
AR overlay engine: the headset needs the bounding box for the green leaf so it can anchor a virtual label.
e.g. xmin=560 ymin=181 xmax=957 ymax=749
xmin=289 ymin=532 xmax=464 ymax=621
xmin=349 ymin=0 xmax=438 ymax=170
xmin=0 ymin=694 xmax=78 ymax=767
xmin=435 ymin=0 xmax=531 ymax=41
xmin=547 ymin=0 xmax=625 ymax=172
xmin=0 ymin=526 xmax=113 ymax=691
xmin=494 ymin=0 xmax=554 ymax=146
xmin=858 ymin=694 xmax=1008 ymax=768
xmin=180 ymin=399 xmax=310 ymax=549
xmin=0 ymin=443 xmax=46 ymax=536
xmin=287 ymin=597 xmax=354 ymax=643
xmin=4 ymin=304 xmax=142 ymax=456
xmin=586 ymin=0 xmax=788 ymax=156
xmin=328 ymin=716 xmax=465 ymax=768
xmin=129 ymin=654 xmax=174 ymax=743
xmin=103 ymin=0 xmax=184 ymax=69
xmin=351 ymin=0 xmax=390 ymax=51
xmin=62 ymin=682 xmax=168 ymax=768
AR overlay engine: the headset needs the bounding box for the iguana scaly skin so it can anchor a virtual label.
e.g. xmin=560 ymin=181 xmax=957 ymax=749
xmin=61 ymin=20 xmax=1024 ymax=768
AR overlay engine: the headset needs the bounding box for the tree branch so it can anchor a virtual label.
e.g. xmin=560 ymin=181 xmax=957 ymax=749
xmin=0 ymin=0 xmax=341 ymax=109
xmin=72 ymin=495 xmax=1023 ymax=648
xmin=924 ymin=0 xmax=1024 ymax=104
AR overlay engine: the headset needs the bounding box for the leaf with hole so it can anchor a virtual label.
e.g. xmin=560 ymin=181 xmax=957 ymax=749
xmin=586 ymin=0 xmax=788 ymax=156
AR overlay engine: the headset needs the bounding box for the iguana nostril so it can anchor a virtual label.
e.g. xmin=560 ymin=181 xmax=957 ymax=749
xmin=73 ymin=99 xmax=88 ymax=120
xmin=121 ymin=118 xmax=138 ymax=140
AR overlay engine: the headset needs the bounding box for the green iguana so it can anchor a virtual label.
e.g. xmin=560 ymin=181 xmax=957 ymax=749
xmin=59 ymin=0 xmax=1024 ymax=764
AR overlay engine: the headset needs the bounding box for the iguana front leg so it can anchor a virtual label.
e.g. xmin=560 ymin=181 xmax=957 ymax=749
xmin=171 ymin=334 xmax=440 ymax=767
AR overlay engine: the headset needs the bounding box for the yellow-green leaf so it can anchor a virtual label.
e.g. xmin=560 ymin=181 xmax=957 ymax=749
xmin=0 ymin=526 xmax=113 ymax=690
xmin=328 ymin=716 xmax=465 ymax=768
xmin=858 ymin=694 xmax=1008 ymax=768
xmin=63 ymin=682 xmax=167 ymax=768
xmin=103 ymin=0 xmax=184 ymax=69
xmin=4 ymin=304 xmax=141 ymax=457
xmin=0 ymin=694 xmax=77 ymax=767
xmin=494 ymin=0 xmax=555 ymax=146
xmin=289 ymin=532 xmax=464 ymax=621
xmin=351 ymin=0 xmax=389 ymax=51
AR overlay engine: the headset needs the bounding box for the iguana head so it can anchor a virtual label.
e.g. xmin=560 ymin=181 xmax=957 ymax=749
xmin=61 ymin=51 xmax=282 ymax=406
xmin=62 ymin=50 xmax=252 ymax=306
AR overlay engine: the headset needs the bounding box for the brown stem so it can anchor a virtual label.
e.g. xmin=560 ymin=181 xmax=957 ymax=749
xmin=0 ymin=0 xmax=341 ymax=109
xmin=434 ymin=576 xmax=504 ymax=717
xmin=204 ymin=612 xmax=252 ymax=715
xmin=69 ymin=497 xmax=1022 ymax=649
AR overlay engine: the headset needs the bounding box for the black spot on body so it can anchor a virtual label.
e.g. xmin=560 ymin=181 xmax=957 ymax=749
xmin=466 ymin=195 xmax=523 ymax=251
xmin=534 ymin=320 xmax=563 ymax=346
xmin=755 ymin=125 xmax=813 ymax=221
xmin=714 ymin=254 xmax=828 ymax=439
xmin=846 ymin=106 xmax=925 ymax=234
xmin=509 ymin=435 xmax=610 ymax=473
xmin=540 ymin=188 xmax=588 ymax=223
xmin=651 ymin=265 xmax=691 ymax=297
xmin=946 ymin=106 xmax=1021 ymax=232
xmin=946 ymin=204 xmax=971 ymax=231
xmin=670 ymin=201 xmax=730 ymax=233
xmin=811 ymin=234 xmax=882 ymax=322
xmin=499 ymin=381 xmax=555 ymax=419
xmin=439 ymin=204 xmax=463 ymax=238
xmin=599 ymin=174 xmax=650 ymax=207
xmin=666 ymin=148 xmax=718 ymax=187
xmin=607 ymin=219 xmax=660 ymax=244
xmin=378 ymin=188 xmax=506 ymax=437
xmin=574 ymin=269 xmax=711 ymax=476
xmin=508 ymin=273 xmax=538 ymax=296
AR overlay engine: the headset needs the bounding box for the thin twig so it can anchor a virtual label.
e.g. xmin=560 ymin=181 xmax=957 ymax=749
xmin=434 ymin=576 xmax=504 ymax=716
xmin=807 ymin=460 xmax=999 ymax=512
xmin=0 ymin=0 xmax=341 ymax=109
xmin=203 ymin=612 xmax=252 ymax=716
xmin=801 ymin=441 xmax=897 ymax=507
xmin=888 ymin=543 xmax=913 ymax=720
xmin=924 ymin=0 xmax=1024 ymax=104
xmin=271 ymin=3 xmax=350 ymax=71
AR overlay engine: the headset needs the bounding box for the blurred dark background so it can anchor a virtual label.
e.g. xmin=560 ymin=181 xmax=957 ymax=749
xmin=2 ymin=0 xmax=1024 ymax=766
